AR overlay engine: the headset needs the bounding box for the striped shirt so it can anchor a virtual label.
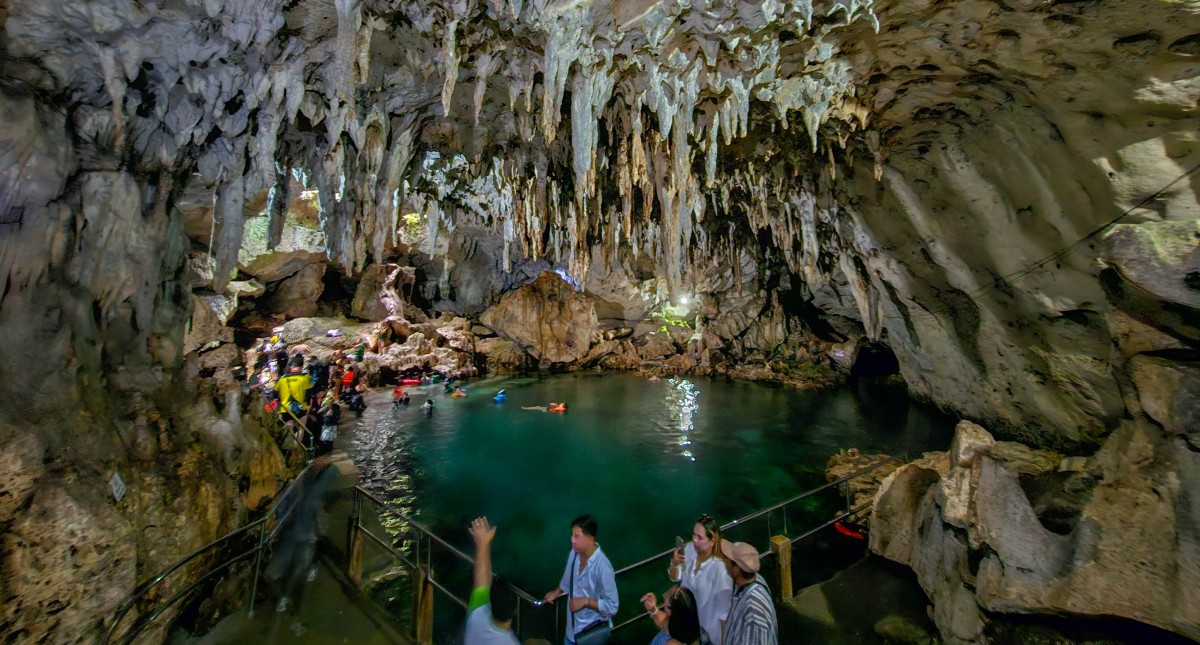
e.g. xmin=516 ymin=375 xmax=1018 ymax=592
xmin=723 ymin=577 xmax=777 ymax=645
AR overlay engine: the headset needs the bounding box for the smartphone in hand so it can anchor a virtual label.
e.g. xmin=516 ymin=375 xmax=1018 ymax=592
xmin=675 ymin=535 xmax=686 ymax=554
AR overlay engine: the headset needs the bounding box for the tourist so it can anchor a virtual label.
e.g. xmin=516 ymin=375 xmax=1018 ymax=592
xmin=274 ymin=361 xmax=311 ymax=419
xmin=641 ymin=586 xmax=702 ymax=645
xmin=463 ymin=516 xmax=520 ymax=644
xmin=266 ymin=456 xmax=336 ymax=633
xmin=665 ymin=515 xmax=733 ymax=644
xmin=542 ymin=514 xmax=618 ymax=645
xmin=340 ymin=364 xmax=356 ymax=399
xmin=318 ymin=401 xmax=340 ymax=454
xmin=720 ymin=542 xmax=777 ymax=645
xmin=422 ymin=398 xmax=434 ymax=415
xmin=393 ymin=385 xmax=410 ymax=409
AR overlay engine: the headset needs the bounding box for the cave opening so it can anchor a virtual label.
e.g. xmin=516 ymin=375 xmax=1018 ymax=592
xmin=850 ymin=341 xmax=901 ymax=380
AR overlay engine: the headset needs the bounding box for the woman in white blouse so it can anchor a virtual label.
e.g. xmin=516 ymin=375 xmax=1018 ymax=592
xmin=646 ymin=515 xmax=734 ymax=645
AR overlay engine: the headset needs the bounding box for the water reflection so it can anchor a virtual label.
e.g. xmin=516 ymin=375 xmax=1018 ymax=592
xmin=664 ymin=378 xmax=699 ymax=461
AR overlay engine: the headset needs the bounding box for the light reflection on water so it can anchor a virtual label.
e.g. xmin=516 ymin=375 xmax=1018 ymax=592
xmin=659 ymin=378 xmax=700 ymax=461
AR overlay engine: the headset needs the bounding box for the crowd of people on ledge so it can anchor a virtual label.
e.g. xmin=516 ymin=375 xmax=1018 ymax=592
xmin=246 ymin=334 xmax=374 ymax=457
xmin=466 ymin=514 xmax=778 ymax=645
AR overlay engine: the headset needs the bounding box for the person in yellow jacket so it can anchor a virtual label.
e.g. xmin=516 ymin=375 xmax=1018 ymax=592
xmin=275 ymin=367 xmax=311 ymax=418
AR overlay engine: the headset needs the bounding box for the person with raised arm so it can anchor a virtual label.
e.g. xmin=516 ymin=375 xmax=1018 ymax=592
xmin=464 ymin=516 xmax=520 ymax=644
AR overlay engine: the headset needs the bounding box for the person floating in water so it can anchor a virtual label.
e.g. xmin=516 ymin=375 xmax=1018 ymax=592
xmin=521 ymin=402 xmax=566 ymax=413
xmin=421 ymin=398 xmax=434 ymax=415
xmin=451 ymin=386 xmax=468 ymax=398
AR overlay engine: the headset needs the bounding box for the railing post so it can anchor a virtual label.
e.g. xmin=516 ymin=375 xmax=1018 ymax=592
xmin=414 ymin=566 xmax=434 ymax=645
xmin=247 ymin=521 xmax=267 ymax=617
xmin=348 ymin=489 xmax=364 ymax=585
xmin=770 ymin=536 xmax=792 ymax=600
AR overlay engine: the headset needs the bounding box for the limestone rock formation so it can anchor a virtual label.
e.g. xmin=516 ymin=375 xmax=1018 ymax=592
xmin=265 ymin=262 xmax=326 ymax=319
xmin=872 ymin=421 xmax=1200 ymax=643
xmin=480 ymin=271 xmax=598 ymax=365
xmin=351 ymin=263 xmax=409 ymax=321
xmin=2 ymin=0 xmax=1200 ymax=639
xmin=238 ymin=217 xmax=327 ymax=285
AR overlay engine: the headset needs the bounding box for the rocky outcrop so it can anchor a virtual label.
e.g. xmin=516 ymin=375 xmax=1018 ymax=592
xmin=480 ymin=271 xmax=598 ymax=366
xmin=264 ymin=262 xmax=326 ymax=319
xmin=0 ymin=84 xmax=290 ymax=643
xmin=237 ymin=217 xmax=327 ymax=284
xmin=351 ymin=263 xmax=412 ymax=321
xmin=871 ymin=421 xmax=1200 ymax=643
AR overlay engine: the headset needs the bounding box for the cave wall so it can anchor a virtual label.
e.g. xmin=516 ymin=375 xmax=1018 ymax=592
xmin=0 ymin=86 xmax=287 ymax=643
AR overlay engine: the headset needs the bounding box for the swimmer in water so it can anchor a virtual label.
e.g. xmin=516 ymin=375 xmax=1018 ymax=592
xmin=522 ymin=402 xmax=565 ymax=412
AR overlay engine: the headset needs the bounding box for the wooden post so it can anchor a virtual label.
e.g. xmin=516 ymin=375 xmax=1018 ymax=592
xmin=770 ymin=535 xmax=793 ymax=599
xmin=414 ymin=567 xmax=435 ymax=645
xmin=347 ymin=526 xmax=363 ymax=585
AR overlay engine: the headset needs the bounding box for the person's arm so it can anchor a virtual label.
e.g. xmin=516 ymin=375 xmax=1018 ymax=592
xmin=468 ymin=516 xmax=496 ymax=612
xmin=668 ymin=542 xmax=686 ymax=582
xmin=596 ymin=558 xmax=619 ymax=619
xmin=544 ymin=554 xmax=570 ymax=603
xmin=641 ymin=592 xmax=668 ymax=630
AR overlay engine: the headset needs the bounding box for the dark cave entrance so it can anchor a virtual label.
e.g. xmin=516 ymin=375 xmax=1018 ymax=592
xmin=850 ymin=342 xmax=901 ymax=379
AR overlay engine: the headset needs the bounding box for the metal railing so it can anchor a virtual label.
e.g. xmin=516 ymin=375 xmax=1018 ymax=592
xmin=350 ymin=486 xmax=564 ymax=642
xmin=606 ymin=455 xmax=899 ymax=634
xmin=103 ymin=436 xmax=314 ymax=645
xmin=350 ymin=456 xmax=900 ymax=643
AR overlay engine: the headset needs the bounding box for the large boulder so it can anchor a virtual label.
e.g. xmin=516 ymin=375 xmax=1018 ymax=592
xmin=1101 ymin=220 xmax=1200 ymax=343
xmin=479 ymin=272 xmax=598 ymax=365
xmin=476 ymin=337 xmax=529 ymax=372
xmin=1129 ymin=355 xmax=1200 ymax=443
xmin=183 ymin=293 xmax=235 ymax=355
xmin=264 ymin=262 xmax=325 ymax=319
xmin=237 ymin=217 xmax=326 ymax=283
xmin=871 ymin=420 xmax=1200 ymax=643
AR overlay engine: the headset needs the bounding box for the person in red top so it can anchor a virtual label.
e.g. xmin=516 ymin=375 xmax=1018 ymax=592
xmin=393 ymin=386 xmax=410 ymax=409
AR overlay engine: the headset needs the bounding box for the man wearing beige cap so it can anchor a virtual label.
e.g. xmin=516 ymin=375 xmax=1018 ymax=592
xmin=719 ymin=541 xmax=778 ymax=645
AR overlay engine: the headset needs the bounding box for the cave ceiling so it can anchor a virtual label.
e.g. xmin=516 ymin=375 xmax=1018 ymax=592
xmin=11 ymin=0 xmax=1194 ymax=292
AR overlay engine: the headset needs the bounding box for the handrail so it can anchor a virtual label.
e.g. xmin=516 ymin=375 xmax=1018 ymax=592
xmin=607 ymin=456 xmax=898 ymax=634
xmin=104 ymin=444 xmax=323 ymax=645
xmin=352 ymin=456 xmax=900 ymax=642
xmin=353 ymin=486 xmax=541 ymax=607
xmin=356 ymin=486 xmax=479 ymax=569
xmin=720 ymin=457 xmax=899 ymax=531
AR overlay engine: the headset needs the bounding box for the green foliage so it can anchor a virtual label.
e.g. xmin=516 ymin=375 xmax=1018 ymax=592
xmin=400 ymin=212 xmax=424 ymax=241
xmin=653 ymin=303 xmax=693 ymax=333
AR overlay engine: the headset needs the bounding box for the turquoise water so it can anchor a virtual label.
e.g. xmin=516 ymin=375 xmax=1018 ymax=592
xmin=345 ymin=373 xmax=955 ymax=641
